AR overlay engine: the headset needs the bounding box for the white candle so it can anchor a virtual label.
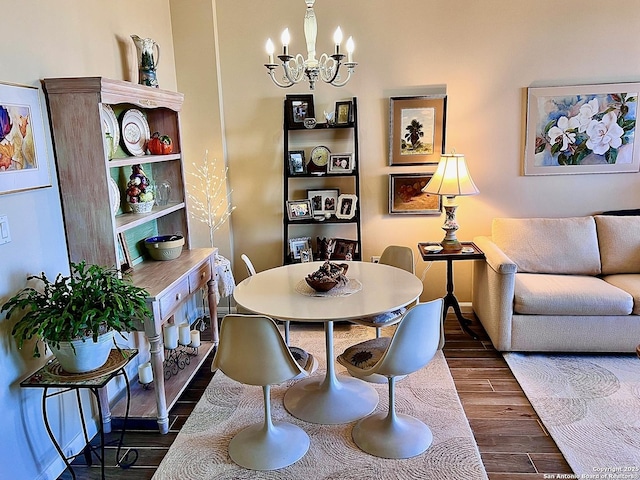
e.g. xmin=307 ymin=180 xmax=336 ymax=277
xmin=163 ymin=324 xmax=178 ymax=350
xmin=190 ymin=330 xmax=201 ymax=348
xmin=281 ymin=28 xmax=290 ymax=56
xmin=179 ymin=323 xmax=191 ymax=345
xmin=265 ymin=38 xmax=274 ymax=64
xmin=333 ymin=27 xmax=343 ymax=55
xmin=346 ymin=36 xmax=354 ymax=63
xmin=138 ymin=362 xmax=153 ymax=384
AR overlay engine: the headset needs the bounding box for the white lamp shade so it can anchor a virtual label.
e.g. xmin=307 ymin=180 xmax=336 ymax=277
xmin=422 ymin=154 xmax=479 ymax=197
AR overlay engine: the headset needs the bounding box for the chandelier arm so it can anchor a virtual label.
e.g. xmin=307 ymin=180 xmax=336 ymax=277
xmin=265 ymin=66 xmax=296 ymax=88
xmin=317 ymin=53 xmax=339 ymax=84
xmin=282 ymin=54 xmax=307 ymax=84
xmin=327 ymin=63 xmax=357 ymax=87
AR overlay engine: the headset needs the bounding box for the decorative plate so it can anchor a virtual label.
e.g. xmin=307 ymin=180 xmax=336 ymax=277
xmin=101 ymin=104 xmax=119 ymax=159
xmin=108 ymin=177 xmax=120 ymax=214
xmin=120 ymin=108 xmax=150 ymax=156
xmin=309 ymin=145 xmax=330 ymax=173
xmin=424 ymin=245 xmax=443 ymax=253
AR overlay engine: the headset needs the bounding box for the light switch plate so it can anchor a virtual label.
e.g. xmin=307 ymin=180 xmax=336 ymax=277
xmin=0 ymin=214 xmax=11 ymax=245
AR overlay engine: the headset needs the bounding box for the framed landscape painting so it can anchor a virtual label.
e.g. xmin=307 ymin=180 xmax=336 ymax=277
xmin=524 ymin=83 xmax=640 ymax=175
xmin=389 ymin=173 xmax=441 ymax=215
xmin=389 ymin=95 xmax=446 ymax=166
xmin=0 ymin=82 xmax=52 ymax=195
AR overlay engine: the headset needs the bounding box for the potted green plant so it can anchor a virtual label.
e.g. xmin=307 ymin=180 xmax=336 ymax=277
xmin=1 ymin=261 xmax=151 ymax=373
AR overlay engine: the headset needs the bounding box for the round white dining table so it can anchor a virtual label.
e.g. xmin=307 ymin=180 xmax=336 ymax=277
xmin=232 ymin=261 xmax=423 ymax=424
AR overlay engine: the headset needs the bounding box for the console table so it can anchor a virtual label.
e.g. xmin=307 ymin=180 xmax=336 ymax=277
xmin=112 ymin=248 xmax=218 ymax=434
xmin=418 ymin=242 xmax=485 ymax=339
xmin=20 ymin=349 xmax=137 ymax=480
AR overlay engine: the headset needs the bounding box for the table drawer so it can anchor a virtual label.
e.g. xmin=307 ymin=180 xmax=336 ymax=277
xmin=159 ymin=278 xmax=190 ymax=319
xmin=189 ymin=261 xmax=211 ymax=292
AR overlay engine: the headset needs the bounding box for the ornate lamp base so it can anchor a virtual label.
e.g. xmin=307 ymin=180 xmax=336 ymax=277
xmin=440 ymin=200 xmax=462 ymax=252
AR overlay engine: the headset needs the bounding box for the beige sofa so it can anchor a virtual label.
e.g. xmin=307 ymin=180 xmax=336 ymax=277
xmin=472 ymin=215 xmax=640 ymax=352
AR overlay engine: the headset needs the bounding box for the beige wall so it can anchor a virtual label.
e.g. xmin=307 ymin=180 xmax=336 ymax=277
xmin=215 ymin=0 xmax=640 ymax=301
xmin=0 ymin=2 xmax=177 ymax=477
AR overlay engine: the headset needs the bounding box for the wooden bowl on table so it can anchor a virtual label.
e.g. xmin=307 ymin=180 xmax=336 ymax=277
xmin=305 ymin=261 xmax=349 ymax=292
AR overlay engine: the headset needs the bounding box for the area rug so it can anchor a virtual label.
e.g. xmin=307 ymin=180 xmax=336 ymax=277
xmin=153 ymin=324 xmax=488 ymax=479
xmin=504 ymin=353 xmax=640 ymax=477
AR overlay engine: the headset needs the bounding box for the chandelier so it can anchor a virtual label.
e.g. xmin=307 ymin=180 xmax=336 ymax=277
xmin=264 ymin=0 xmax=357 ymax=90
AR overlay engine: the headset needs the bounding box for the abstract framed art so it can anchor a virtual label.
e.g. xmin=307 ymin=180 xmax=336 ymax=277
xmin=0 ymin=82 xmax=52 ymax=195
xmin=524 ymin=83 xmax=640 ymax=175
xmin=388 ymin=95 xmax=447 ymax=166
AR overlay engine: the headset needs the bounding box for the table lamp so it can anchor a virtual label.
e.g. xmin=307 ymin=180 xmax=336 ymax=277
xmin=422 ymin=153 xmax=479 ymax=252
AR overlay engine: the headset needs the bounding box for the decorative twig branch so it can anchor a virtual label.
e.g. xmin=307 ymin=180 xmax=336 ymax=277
xmin=187 ymin=150 xmax=235 ymax=248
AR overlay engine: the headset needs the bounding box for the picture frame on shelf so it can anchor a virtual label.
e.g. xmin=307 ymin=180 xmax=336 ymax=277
xmin=288 ymin=150 xmax=306 ymax=175
xmin=286 ymin=94 xmax=315 ymax=129
xmin=328 ymin=153 xmax=354 ymax=174
xmin=389 ymin=95 xmax=447 ymax=166
xmin=117 ymin=232 xmax=133 ymax=273
xmin=330 ymin=238 xmax=358 ymax=260
xmin=388 ymin=172 xmax=442 ymax=215
xmin=300 ymin=247 xmax=313 ymax=263
xmin=286 ymin=199 xmax=313 ymax=221
xmin=0 ymin=82 xmax=52 ymax=195
xmin=335 ymin=100 xmax=352 ymax=125
xmin=307 ymin=188 xmax=339 ymax=217
xmin=336 ymin=194 xmax=358 ymax=219
xmin=524 ymin=83 xmax=640 ymax=175
xmin=289 ymin=236 xmax=312 ymax=260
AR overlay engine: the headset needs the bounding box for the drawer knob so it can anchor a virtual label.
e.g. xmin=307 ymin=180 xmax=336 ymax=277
xmin=200 ymin=272 xmax=206 ymax=279
xmin=175 ymin=293 xmax=182 ymax=301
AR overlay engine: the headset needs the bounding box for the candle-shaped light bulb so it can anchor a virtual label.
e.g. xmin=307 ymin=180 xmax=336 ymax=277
xmin=266 ymin=38 xmax=274 ymax=63
xmin=333 ymin=27 xmax=343 ymax=55
xmin=346 ymin=36 xmax=355 ymax=62
xmin=281 ymin=28 xmax=290 ymax=56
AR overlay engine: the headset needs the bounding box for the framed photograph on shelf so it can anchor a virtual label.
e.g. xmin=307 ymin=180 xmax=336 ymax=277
xmin=388 ymin=95 xmax=447 ymax=166
xmin=117 ymin=233 xmax=133 ymax=273
xmin=336 ymin=194 xmax=358 ymax=219
xmin=307 ymin=188 xmax=339 ymax=217
xmin=286 ymin=199 xmax=313 ymax=221
xmin=328 ymin=153 xmax=354 ymax=174
xmin=524 ymin=82 xmax=640 ymax=175
xmin=300 ymin=247 xmax=313 ymax=263
xmin=0 ymin=82 xmax=52 ymax=195
xmin=331 ymin=238 xmax=358 ymax=260
xmin=335 ymin=100 xmax=352 ymax=125
xmin=389 ymin=173 xmax=442 ymax=215
xmin=286 ymin=94 xmax=315 ymax=129
xmin=289 ymin=236 xmax=312 ymax=260
xmin=288 ymin=150 xmax=306 ymax=175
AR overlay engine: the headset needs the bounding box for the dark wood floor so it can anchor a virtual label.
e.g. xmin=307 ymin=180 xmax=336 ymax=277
xmin=61 ymin=312 xmax=572 ymax=479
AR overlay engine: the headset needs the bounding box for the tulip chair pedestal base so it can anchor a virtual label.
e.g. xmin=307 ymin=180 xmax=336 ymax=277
xmin=352 ymin=413 xmax=433 ymax=459
xmin=284 ymin=374 xmax=378 ymax=424
xmin=229 ymin=421 xmax=310 ymax=470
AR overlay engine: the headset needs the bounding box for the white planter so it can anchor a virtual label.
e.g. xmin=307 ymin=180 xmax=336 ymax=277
xmin=49 ymin=330 xmax=115 ymax=373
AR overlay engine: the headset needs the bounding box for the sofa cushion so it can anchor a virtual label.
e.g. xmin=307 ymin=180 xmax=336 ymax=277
xmin=514 ymin=273 xmax=632 ymax=315
xmin=595 ymin=215 xmax=640 ymax=275
xmin=492 ymin=217 xmax=601 ymax=275
xmin=602 ymin=274 xmax=640 ymax=314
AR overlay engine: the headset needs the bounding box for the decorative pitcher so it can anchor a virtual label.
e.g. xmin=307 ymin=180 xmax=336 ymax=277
xmin=131 ymin=35 xmax=160 ymax=88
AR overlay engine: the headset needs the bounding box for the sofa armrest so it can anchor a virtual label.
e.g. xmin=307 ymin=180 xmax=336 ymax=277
xmin=474 ymin=235 xmax=517 ymax=275
xmin=472 ymin=235 xmax=517 ymax=351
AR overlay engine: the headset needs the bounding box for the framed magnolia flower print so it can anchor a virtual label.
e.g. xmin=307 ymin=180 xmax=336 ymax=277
xmin=524 ymin=83 xmax=640 ymax=175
